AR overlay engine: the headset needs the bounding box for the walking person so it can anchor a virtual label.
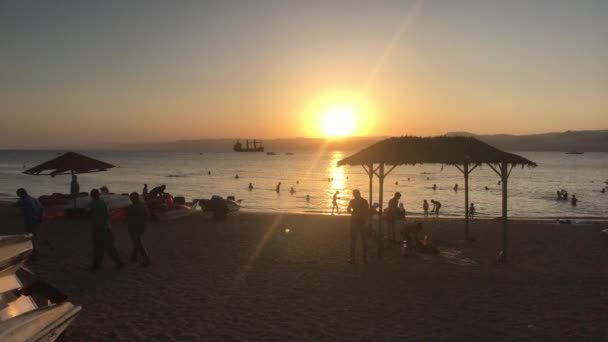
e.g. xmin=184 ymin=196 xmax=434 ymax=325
xmin=386 ymin=192 xmax=401 ymax=243
xmin=127 ymin=192 xmax=151 ymax=267
xmin=88 ymin=189 xmax=124 ymax=271
xmin=331 ymin=191 xmax=340 ymax=215
xmin=16 ymin=188 xmax=43 ymax=256
xmin=347 ymin=189 xmax=369 ymax=263
xmin=469 ymin=203 xmax=476 ymax=217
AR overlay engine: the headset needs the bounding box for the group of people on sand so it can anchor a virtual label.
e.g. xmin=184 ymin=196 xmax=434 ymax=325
xmin=346 ymin=189 xmax=437 ymax=264
xmin=556 ymin=189 xmax=578 ymax=206
xmin=15 ymin=185 xmax=153 ymax=270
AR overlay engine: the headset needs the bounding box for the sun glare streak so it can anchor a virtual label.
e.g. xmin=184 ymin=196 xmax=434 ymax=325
xmin=361 ymin=0 xmax=426 ymax=93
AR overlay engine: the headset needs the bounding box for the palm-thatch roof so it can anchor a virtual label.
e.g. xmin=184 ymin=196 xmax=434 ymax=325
xmin=337 ymin=136 xmax=537 ymax=167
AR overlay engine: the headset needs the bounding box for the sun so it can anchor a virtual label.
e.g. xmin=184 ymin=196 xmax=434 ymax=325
xmin=302 ymin=90 xmax=376 ymax=138
xmin=322 ymin=105 xmax=355 ymax=137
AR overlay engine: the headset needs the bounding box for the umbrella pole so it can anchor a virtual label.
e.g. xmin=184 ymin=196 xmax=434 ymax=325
xmin=71 ymin=170 xmax=77 ymax=209
xmin=377 ymin=163 xmax=384 ymax=259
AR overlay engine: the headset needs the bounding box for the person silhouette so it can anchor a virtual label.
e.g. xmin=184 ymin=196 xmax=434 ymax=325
xmin=331 ymin=191 xmax=340 ymax=215
xmin=248 ymin=182 xmax=253 ymax=191
xmin=275 ymin=182 xmax=281 ymax=193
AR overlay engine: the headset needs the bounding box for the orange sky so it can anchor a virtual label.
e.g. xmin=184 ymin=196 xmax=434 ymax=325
xmin=1 ymin=1 xmax=607 ymax=148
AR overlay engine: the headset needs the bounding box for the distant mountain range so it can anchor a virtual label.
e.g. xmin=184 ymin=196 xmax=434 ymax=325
xmin=102 ymin=130 xmax=608 ymax=152
xmin=445 ymin=130 xmax=608 ymax=152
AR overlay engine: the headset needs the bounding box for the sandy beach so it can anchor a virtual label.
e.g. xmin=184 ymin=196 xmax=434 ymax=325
xmin=2 ymin=204 xmax=607 ymax=341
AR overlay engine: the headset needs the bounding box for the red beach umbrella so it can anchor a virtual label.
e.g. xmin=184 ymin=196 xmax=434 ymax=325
xmin=23 ymin=152 xmax=115 ymax=177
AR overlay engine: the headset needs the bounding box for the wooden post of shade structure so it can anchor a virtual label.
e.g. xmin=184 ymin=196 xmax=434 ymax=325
xmin=368 ymin=162 xmax=373 ymax=233
xmin=500 ymin=162 xmax=509 ymax=262
xmin=377 ymin=163 xmax=385 ymax=259
xmin=464 ymin=163 xmax=470 ymax=240
xmin=454 ymin=162 xmax=478 ymax=241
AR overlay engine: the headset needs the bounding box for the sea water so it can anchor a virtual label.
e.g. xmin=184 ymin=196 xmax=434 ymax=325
xmin=0 ymin=150 xmax=606 ymax=219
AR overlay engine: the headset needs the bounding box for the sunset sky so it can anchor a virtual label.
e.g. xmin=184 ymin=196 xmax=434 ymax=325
xmin=1 ymin=0 xmax=607 ymax=148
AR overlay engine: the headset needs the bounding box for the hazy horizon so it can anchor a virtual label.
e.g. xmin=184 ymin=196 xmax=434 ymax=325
xmin=2 ymin=0 xmax=607 ymax=149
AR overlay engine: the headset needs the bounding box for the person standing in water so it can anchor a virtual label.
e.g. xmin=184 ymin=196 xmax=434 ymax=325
xmin=347 ymin=189 xmax=369 ymax=263
xmin=453 ymin=184 xmax=458 ymax=191
xmin=469 ymin=203 xmax=476 ymax=217
xmin=127 ymin=192 xmax=151 ymax=267
xmin=275 ymin=182 xmax=281 ymax=193
xmin=423 ymin=199 xmax=429 ymax=218
xmin=248 ymin=182 xmax=253 ymax=191
xmin=331 ymin=191 xmax=340 ymax=215
xmin=571 ymin=195 xmax=578 ymax=206
xmin=88 ymin=189 xmax=123 ymax=271
xmin=430 ymin=199 xmax=442 ymax=217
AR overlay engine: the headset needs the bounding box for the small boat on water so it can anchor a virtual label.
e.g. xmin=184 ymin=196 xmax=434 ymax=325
xmin=565 ymin=151 xmax=584 ymax=154
xmin=234 ymin=139 xmax=264 ymax=152
xmin=0 ymin=235 xmax=81 ymax=341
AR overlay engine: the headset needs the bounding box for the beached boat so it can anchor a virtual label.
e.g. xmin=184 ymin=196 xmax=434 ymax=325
xmin=199 ymin=196 xmax=240 ymax=219
xmin=0 ymin=235 xmax=81 ymax=341
xmin=39 ymin=193 xmax=131 ymax=219
xmin=234 ymin=139 xmax=264 ymax=152
xmin=152 ymin=200 xmax=199 ymax=221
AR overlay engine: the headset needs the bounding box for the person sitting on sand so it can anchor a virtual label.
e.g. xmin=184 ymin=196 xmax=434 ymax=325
xmin=149 ymin=184 xmax=166 ymax=198
xmin=88 ymin=189 xmax=124 ymax=271
xmin=430 ymin=199 xmax=442 ymax=217
xmin=127 ymin=192 xmax=151 ymax=267
xmin=571 ymin=195 xmax=578 ymax=206
xmin=275 ymin=182 xmax=281 ymax=193
xmin=16 ymin=188 xmax=43 ymax=256
xmin=70 ymin=175 xmax=80 ymax=198
xmin=248 ymin=182 xmax=253 ymax=191
xmin=347 ymin=189 xmax=369 ymax=263
xmin=423 ymin=199 xmax=429 ymax=218
xmin=400 ymin=222 xmax=423 ymax=251
xmin=386 ymin=192 xmax=402 ymax=242
xmin=331 ymin=191 xmax=340 ymax=215
xmin=469 ymin=203 xmax=476 ymax=217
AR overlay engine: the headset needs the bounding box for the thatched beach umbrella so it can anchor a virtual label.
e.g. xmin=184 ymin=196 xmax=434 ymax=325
xmin=23 ymin=152 xmax=116 ymax=207
xmin=337 ymin=136 xmax=536 ymax=261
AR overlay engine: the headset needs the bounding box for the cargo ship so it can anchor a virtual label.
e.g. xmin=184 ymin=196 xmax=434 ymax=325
xmin=234 ymin=139 xmax=264 ymax=152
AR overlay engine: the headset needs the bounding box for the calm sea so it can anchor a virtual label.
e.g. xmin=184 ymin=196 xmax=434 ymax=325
xmin=0 ymin=150 xmax=606 ymax=219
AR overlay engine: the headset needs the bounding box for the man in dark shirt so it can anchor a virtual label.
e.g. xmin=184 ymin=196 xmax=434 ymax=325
xmin=70 ymin=175 xmax=80 ymax=198
xmin=16 ymin=188 xmax=43 ymax=255
xmin=127 ymin=192 xmax=151 ymax=266
xmin=149 ymin=184 xmax=166 ymax=198
xmin=386 ymin=192 xmax=401 ymax=243
xmin=347 ymin=189 xmax=369 ymax=263
xmin=88 ymin=188 xmax=124 ymax=271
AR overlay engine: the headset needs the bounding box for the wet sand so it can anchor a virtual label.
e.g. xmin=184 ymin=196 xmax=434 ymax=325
xmin=1 ymin=206 xmax=607 ymax=341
